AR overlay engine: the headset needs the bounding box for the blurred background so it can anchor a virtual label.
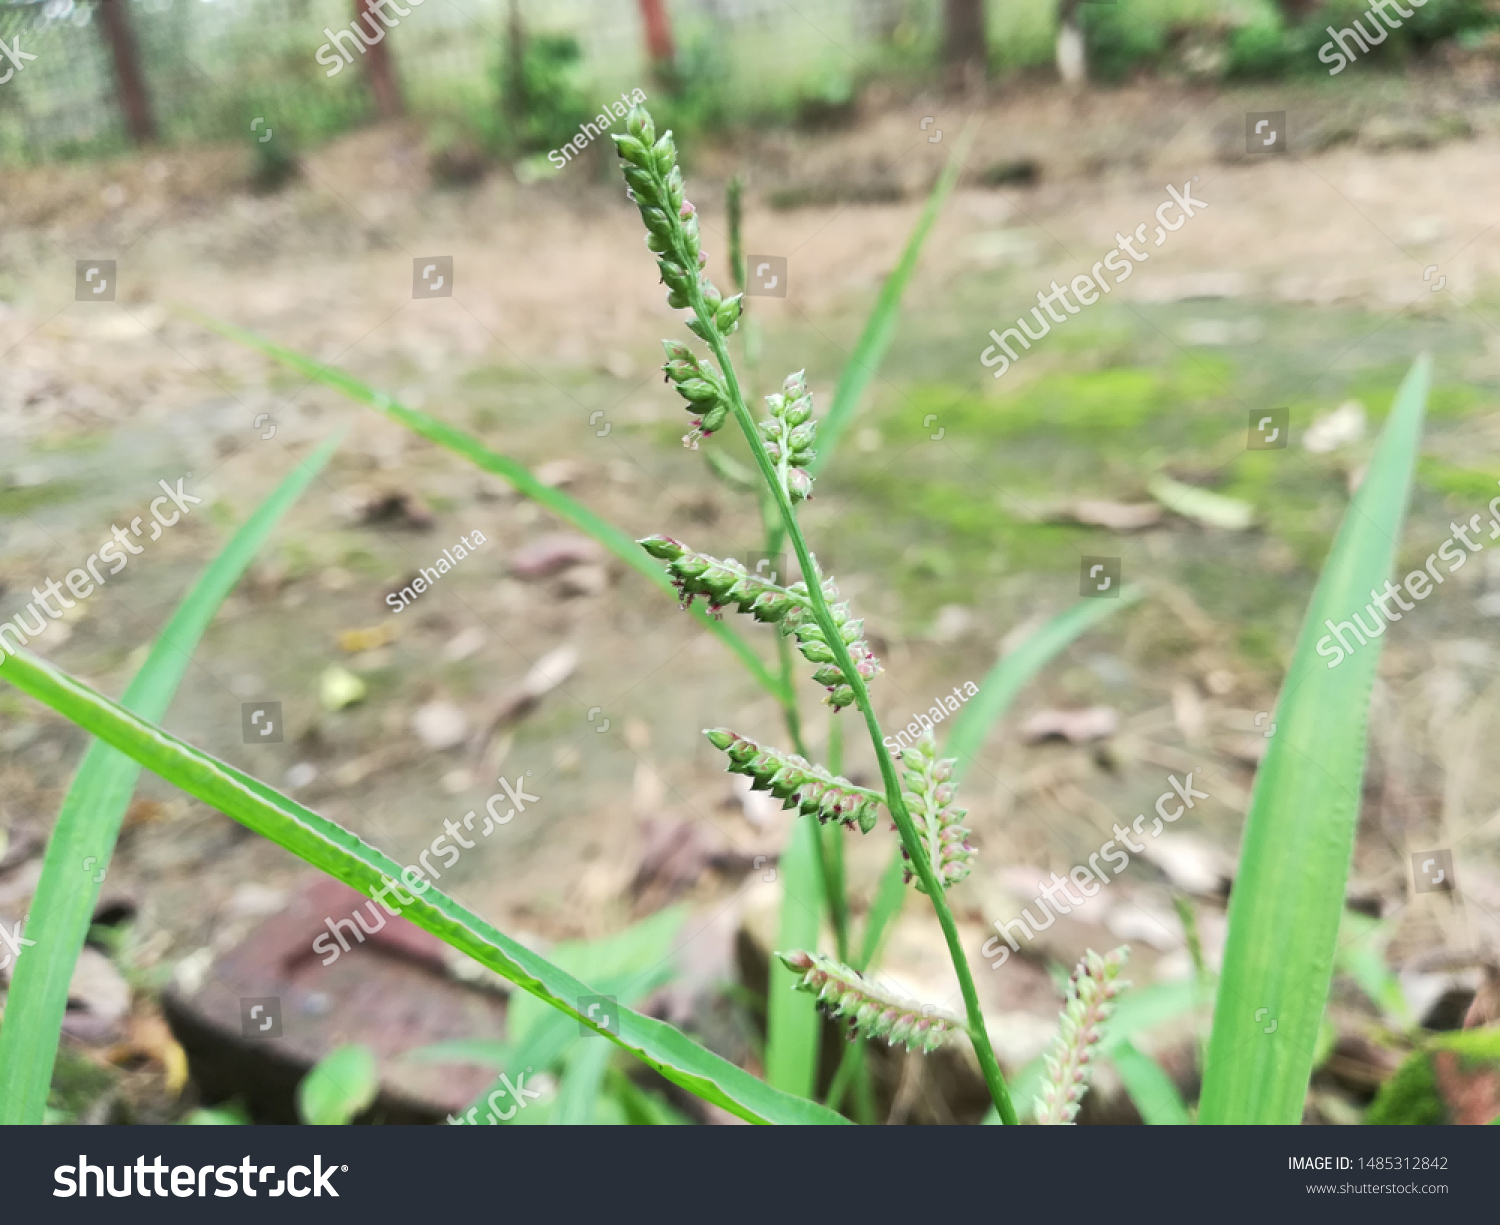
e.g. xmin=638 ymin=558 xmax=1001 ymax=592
xmin=3 ymin=0 xmax=1500 ymax=1125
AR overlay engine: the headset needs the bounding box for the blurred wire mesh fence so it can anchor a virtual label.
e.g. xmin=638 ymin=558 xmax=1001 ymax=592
xmin=0 ymin=0 xmax=928 ymax=166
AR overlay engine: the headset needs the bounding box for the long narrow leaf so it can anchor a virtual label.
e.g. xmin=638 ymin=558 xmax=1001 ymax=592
xmin=765 ymin=815 xmax=823 ymax=1098
xmin=553 ymin=1038 xmax=614 ymax=1125
xmin=192 ymin=313 xmax=783 ymax=701
xmin=0 ymin=650 xmax=846 ymax=1125
xmin=1199 ymin=355 xmax=1431 ymax=1125
xmin=857 ymin=848 xmax=908 ymax=972
xmin=0 ymin=436 xmax=340 ymax=1124
xmin=810 ymin=125 xmax=973 ymax=473
xmin=1110 ymin=1039 xmax=1192 ymax=1125
xmin=945 ymin=587 xmax=1144 ymax=783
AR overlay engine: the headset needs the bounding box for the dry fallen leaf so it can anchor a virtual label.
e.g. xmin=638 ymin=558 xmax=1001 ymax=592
xmin=1148 ymin=474 xmax=1254 ymax=531
xmin=557 ymin=562 xmax=609 ymax=598
xmin=472 ymin=644 xmax=579 ymax=756
xmin=1064 ymin=500 xmax=1164 ymax=531
xmin=61 ymin=947 xmax=132 ymax=1045
xmin=338 ymin=622 xmax=398 ymax=653
xmin=1141 ymin=832 xmax=1234 ymax=897
xmin=442 ymin=626 xmax=487 ymax=662
xmin=1303 ymin=399 xmax=1366 ymax=454
xmin=1021 ymin=706 xmax=1119 ymax=744
xmin=509 ymin=533 xmax=605 ymax=579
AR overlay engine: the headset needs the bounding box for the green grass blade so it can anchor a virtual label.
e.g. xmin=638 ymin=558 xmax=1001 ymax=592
xmin=1110 ymin=1040 xmax=1192 ymax=1124
xmin=765 ymin=814 xmax=823 ymax=1098
xmin=1337 ymin=909 xmax=1412 ymax=1029
xmin=945 ymin=587 xmax=1144 ymax=783
xmin=297 ymin=1043 xmax=379 ymax=1125
xmin=857 ymin=847 xmax=908 ymax=972
xmin=809 ymin=126 xmax=972 ymax=474
xmin=458 ymin=913 xmax=684 ymax=1124
xmin=193 ymin=313 xmax=783 ymax=701
xmin=0 ymin=437 xmax=340 ymax=1124
xmin=1199 ymin=355 xmax=1431 ymax=1125
xmin=0 ymin=651 xmax=846 ymax=1125
xmin=608 ymin=1067 xmax=692 ymax=1124
xmin=553 ymin=1038 xmax=614 ymax=1125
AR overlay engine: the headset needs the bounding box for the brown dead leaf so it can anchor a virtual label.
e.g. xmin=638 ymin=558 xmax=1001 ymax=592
xmin=509 ymin=533 xmax=604 ymax=580
xmin=472 ymin=644 xmax=579 ymax=758
xmin=535 ymin=459 xmax=584 ymax=488
xmin=106 ymin=1009 xmax=190 ymax=1097
xmin=557 ymin=562 xmax=609 ymax=598
xmin=1433 ymin=1048 xmax=1500 ymax=1125
xmin=1065 ymin=500 xmax=1164 ymax=530
xmin=61 ymin=947 xmax=132 ymax=1045
xmin=631 ymin=820 xmax=725 ymax=909
xmin=122 ymin=798 xmax=167 ymax=831
xmin=1021 ymin=706 xmax=1119 ymax=744
xmin=1171 ymin=680 xmax=1207 ymax=745
xmin=1463 ymin=965 xmax=1500 ymax=1029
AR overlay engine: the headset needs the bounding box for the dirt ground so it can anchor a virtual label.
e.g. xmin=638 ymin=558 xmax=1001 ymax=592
xmin=3 ymin=73 xmax=1500 ymax=1119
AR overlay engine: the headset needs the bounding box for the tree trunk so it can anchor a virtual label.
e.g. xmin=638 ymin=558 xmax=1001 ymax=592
xmin=637 ymin=0 xmax=677 ymax=87
xmin=97 ymin=0 xmax=155 ymax=144
xmin=356 ymin=0 xmax=404 ymax=120
xmin=942 ymin=0 xmax=987 ymax=87
xmin=503 ymin=0 xmax=525 ymax=123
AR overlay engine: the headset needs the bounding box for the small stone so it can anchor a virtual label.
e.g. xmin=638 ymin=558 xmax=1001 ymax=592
xmin=412 ymin=700 xmax=469 ymax=751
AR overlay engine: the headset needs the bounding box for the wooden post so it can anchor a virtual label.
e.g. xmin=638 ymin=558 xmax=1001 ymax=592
xmin=942 ymin=0 xmax=987 ymax=88
xmin=637 ymin=0 xmax=677 ymax=86
xmin=97 ymin=0 xmax=156 ymax=144
xmin=356 ymin=0 xmax=404 ymax=119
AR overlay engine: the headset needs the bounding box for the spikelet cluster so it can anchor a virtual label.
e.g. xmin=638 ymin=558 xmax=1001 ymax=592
xmin=612 ymin=106 xmax=743 ymax=448
xmin=638 ymin=535 xmax=801 ymax=622
xmin=760 ymin=370 xmax=817 ymax=503
xmin=638 ymin=536 xmax=881 ymax=709
xmin=704 ymin=729 xmax=882 ymax=833
xmin=897 ymin=734 xmax=975 ymax=892
xmin=779 ymin=573 xmax=882 ymax=710
xmin=778 ymin=951 xmax=961 ymax=1053
xmin=1034 ymin=947 xmax=1131 ymax=1125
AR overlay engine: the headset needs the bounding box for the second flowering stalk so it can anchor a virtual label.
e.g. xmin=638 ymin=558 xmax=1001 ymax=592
xmin=613 ymin=104 xmax=1019 ymax=1124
